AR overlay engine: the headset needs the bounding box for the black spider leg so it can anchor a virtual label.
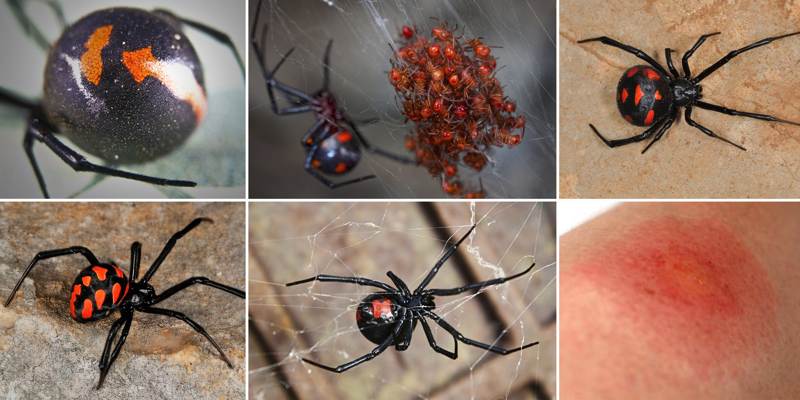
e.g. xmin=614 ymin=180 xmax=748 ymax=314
xmin=695 ymin=101 xmax=800 ymax=127
xmin=343 ymin=118 xmax=416 ymax=164
xmin=422 ymin=262 xmax=535 ymax=296
xmin=664 ymin=48 xmax=679 ymax=77
xmin=322 ymin=39 xmax=333 ymax=91
xmin=149 ymin=277 xmax=245 ymax=304
xmin=154 ymin=9 xmax=245 ymax=78
xmin=3 ymin=246 xmax=100 ymax=306
xmin=137 ymin=306 xmax=234 ymax=368
xmin=24 ymin=116 xmax=196 ymax=198
xmin=693 ymin=31 xmax=800 ymax=83
xmin=303 ymin=125 xmax=378 ymax=189
xmin=589 ymin=115 xmax=670 ymax=149
xmin=577 ymin=36 xmax=669 ymax=77
xmin=413 ymin=224 xmax=477 ymax=295
xmin=386 ymin=271 xmax=411 ymax=296
xmin=681 ymin=32 xmax=720 ymax=77
xmin=423 ymin=310 xmax=539 ymax=355
xmin=140 ymin=218 xmax=212 ymax=284
xmin=96 ymin=311 xmax=133 ymax=389
xmin=130 ymin=242 xmax=142 ymax=282
xmin=7 ymin=0 xmax=66 ymax=51
xmin=640 ymin=109 xmax=678 ymax=154
xmin=417 ymin=312 xmax=457 ymax=359
xmin=285 ymin=274 xmax=397 ymax=293
xmin=684 ymin=106 xmax=746 ymax=151
xmin=301 ymin=312 xmax=406 ymax=373
xmin=0 ymin=87 xmax=38 ymax=110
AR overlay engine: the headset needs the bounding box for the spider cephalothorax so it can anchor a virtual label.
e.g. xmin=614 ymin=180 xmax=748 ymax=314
xmin=3 ymin=218 xmax=245 ymax=389
xmin=286 ymin=225 xmax=538 ymax=373
xmin=580 ymin=32 xmax=800 ymax=153
xmin=250 ymin=0 xmax=413 ymax=189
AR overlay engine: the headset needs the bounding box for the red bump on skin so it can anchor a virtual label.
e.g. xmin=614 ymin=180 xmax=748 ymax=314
xmin=92 ymin=266 xmax=107 ymax=281
xmin=82 ymin=299 xmax=93 ymax=319
xmin=569 ymin=216 xmax=777 ymax=380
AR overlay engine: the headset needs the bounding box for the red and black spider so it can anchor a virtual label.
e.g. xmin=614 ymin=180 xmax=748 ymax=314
xmin=3 ymin=218 xmax=245 ymax=389
xmin=249 ymin=0 xmax=414 ymax=189
xmin=285 ymin=225 xmax=537 ymax=373
xmin=579 ymin=31 xmax=800 ymax=153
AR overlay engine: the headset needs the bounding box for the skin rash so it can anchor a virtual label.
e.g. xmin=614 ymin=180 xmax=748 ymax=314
xmin=570 ymin=216 xmax=778 ymax=379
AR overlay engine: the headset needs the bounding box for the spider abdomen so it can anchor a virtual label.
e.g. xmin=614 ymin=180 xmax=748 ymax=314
xmin=310 ymin=130 xmax=362 ymax=175
xmin=356 ymin=293 xmax=400 ymax=344
xmin=616 ymin=65 xmax=671 ymax=126
xmin=69 ymin=263 xmax=129 ymax=322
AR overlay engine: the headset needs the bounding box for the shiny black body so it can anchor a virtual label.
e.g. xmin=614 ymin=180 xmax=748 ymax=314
xmin=0 ymin=2 xmax=243 ymax=197
xmin=286 ymin=225 xmax=538 ymax=373
xmin=250 ymin=0 xmax=412 ymax=189
xmin=3 ymin=218 xmax=245 ymax=389
xmin=579 ymin=32 xmax=800 ymax=153
xmin=616 ymin=65 xmax=671 ymax=126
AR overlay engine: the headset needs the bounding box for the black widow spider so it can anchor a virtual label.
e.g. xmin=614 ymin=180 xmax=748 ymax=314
xmin=285 ymin=224 xmax=538 ymax=373
xmin=250 ymin=0 xmax=414 ymax=189
xmin=579 ymin=31 xmax=800 ymax=153
xmin=3 ymin=218 xmax=245 ymax=389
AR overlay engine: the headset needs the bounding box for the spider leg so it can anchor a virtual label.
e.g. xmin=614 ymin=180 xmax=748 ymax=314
xmin=303 ymin=142 xmax=377 ymax=189
xmin=154 ymin=9 xmax=245 ymax=77
xmin=684 ymin=106 xmax=746 ymax=151
xmin=322 ymin=39 xmax=333 ymax=91
xmin=695 ymin=100 xmax=800 ymax=127
xmin=423 ymin=262 xmax=535 ymax=297
xmin=140 ymin=218 xmax=213 ymax=284
xmin=418 ymin=312 xmax=457 ymax=359
xmin=24 ymin=117 xmax=197 ymax=198
xmin=423 ymin=310 xmax=539 ymax=355
xmin=640 ymin=109 xmax=678 ymax=154
xmin=286 ymin=274 xmax=396 ymax=292
xmin=0 ymin=86 xmax=38 ymax=110
xmin=343 ymin=118 xmax=416 ymax=164
xmin=394 ymin=308 xmax=415 ymax=351
xmin=413 ymin=224 xmax=477 ymax=294
xmin=665 ymin=48 xmax=679 ymax=77
xmin=301 ymin=314 xmax=403 ymax=373
xmin=577 ymin=36 xmax=669 ymax=77
xmin=386 ymin=271 xmax=411 ymax=296
xmin=97 ymin=312 xmax=133 ymax=389
xmin=149 ymin=277 xmax=245 ymax=306
xmin=130 ymin=242 xmax=141 ymax=282
xmin=8 ymin=0 xmax=65 ymax=51
xmin=681 ymin=32 xmax=721 ymax=77
xmin=138 ymin=306 xmax=234 ymax=368
xmin=588 ymin=117 xmax=668 ymax=148
xmin=693 ymin=31 xmax=800 ymax=82
xmin=4 ymin=246 xmax=100 ymax=307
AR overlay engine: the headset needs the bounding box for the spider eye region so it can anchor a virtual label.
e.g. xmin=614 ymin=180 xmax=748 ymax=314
xmin=69 ymin=263 xmax=129 ymax=323
xmin=616 ymin=65 xmax=671 ymax=126
xmin=356 ymin=294 xmax=400 ymax=344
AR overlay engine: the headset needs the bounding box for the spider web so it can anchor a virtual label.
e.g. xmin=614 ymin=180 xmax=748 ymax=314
xmin=249 ymin=0 xmax=556 ymax=198
xmin=248 ymin=202 xmax=556 ymax=399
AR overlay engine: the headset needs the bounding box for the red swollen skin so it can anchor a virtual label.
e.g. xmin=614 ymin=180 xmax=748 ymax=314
xmin=571 ymin=216 xmax=777 ymax=380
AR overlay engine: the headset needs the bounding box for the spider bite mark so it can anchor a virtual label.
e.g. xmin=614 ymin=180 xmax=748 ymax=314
xmin=80 ymin=25 xmax=112 ymax=86
xmin=571 ymin=216 xmax=777 ymax=379
xmin=92 ymin=266 xmax=107 ymax=281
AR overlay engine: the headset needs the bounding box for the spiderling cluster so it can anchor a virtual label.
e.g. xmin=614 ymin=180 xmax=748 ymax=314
xmin=388 ymin=23 xmax=525 ymax=198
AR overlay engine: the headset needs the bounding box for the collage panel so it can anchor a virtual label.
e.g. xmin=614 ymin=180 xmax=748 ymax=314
xmin=0 ymin=203 xmax=246 ymax=398
xmin=0 ymin=0 xmax=245 ymax=199
xmin=560 ymin=1 xmax=800 ymax=198
xmin=249 ymin=0 xmax=556 ymax=199
xmin=560 ymin=202 xmax=800 ymax=399
xmin=248 ymin=202 xmax=556 ymax=399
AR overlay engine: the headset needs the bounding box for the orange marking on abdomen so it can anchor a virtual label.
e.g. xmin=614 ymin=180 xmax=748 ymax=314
xmin=655 ymin=90 xmax=663 ymax=101
xmin=620 ymin=88 xmax=629 ymax=103
xmin=82 ymin=276 xmax=92 ymax=286
xmin=92 ymin=266 xmax=108 ymax=281
xmin=644 ymin=109 xmax=655 ymax=125
xmin=80 ymin=25 xmax=113 ymax=86
xmin=337 ymin=131 xmax=353 ymax=143
xmin=644 ymin=68 xmax=660 ymax=80
xmin=81 ymin=299 xmax=93 ymax=319
xmin=70 ymin=284 xmax=81 ymax=318
xmin=371 ymin=299 xmax=393 ymax=318
xmin=121 ymin=46 xmax=207 ymax=123
xmin=95 ymin=289 xmax=106 ymax=309
xmin=312 ymin=159 xmax=321 ymax=169
xmin=624 ymin=115 xmax=633 ymax=123
xmin=112 ymin=283 xmax=121 ymax=304
xmin=335 ymin=163 xmax=347 ymax=173
xmin=626 ymin=67 xmax=639 ymax=77
xmin=634 ymin=85 xmax=644 ymax=106
xmin=113 ymin=265 xmax=124 ymax=278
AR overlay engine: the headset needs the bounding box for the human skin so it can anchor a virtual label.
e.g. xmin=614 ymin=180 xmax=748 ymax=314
xmin=560 ymin=203 xmax=800 ymax=399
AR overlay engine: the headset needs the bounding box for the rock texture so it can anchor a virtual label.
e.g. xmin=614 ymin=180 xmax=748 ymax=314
xmin=0 ymin=203 xmax=245 ymax=398
xmin=560 ymin=0 xmax=800 ymax=198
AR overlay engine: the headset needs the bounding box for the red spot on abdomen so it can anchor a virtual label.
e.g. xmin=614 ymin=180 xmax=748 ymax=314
xmin=644 ymin=109 xmax=655 ymax=125
xmin=644 ymin=68 xmax=660 ymax=80
xmin=92 ymin=266 xmax=107 ymax=281
xmin=620 ymin=88 xmax=629 ymax=103
xmin=95 ymin=289 xmax=106 ymax=309
xmin=335 ymin=163 xmax=347 ymax=173
xmin=81 ymin=299 xmax=93 ymax=319
xmin=626 ymin=66 xmax=639 ymax=77
xmin=634 ymin=85 xmax=644 ymax=106
xmin=337 ymin=131 xmax=353 ymax=143
xmin=112 ymin=283 xmax=121 ymax=304
xmin=371 ymin=299 xmax=393 ymax=319
xmin=113 ymin=265 xmax=124 ymax=278
xmin=82 ymin=276 xmax=92 ymax=286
